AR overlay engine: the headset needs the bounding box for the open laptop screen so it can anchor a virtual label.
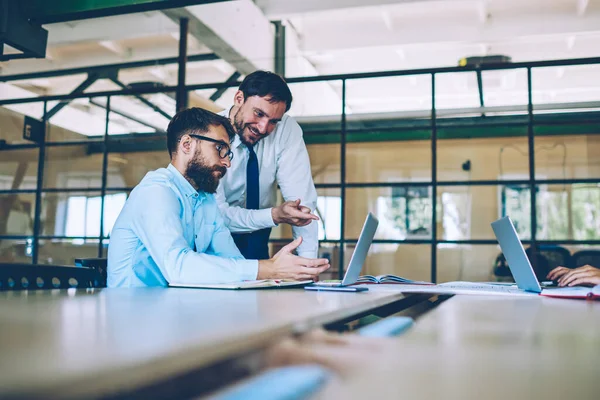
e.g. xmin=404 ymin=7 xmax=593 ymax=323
xmin=491 ymin=216 xmax=542 ymax=293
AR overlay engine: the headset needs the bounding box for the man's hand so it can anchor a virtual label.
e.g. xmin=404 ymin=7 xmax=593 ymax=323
xmin=547 ymin=265 xmax=600 ymax=287
xmin=272 ymin=199 xmax=319 ymax=227
xmin=257 ymin=237 xmax=329 ymax=281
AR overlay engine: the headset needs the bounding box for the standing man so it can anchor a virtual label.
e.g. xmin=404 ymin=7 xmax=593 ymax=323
xmin=216 ymin=71 xmax=319 ymax=260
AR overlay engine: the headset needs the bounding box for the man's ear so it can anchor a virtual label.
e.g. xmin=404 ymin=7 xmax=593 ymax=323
xmin=233 ymin=90 xmax=245 ymax=106
xmin=178 ymin=134 xmax=194 ymax=155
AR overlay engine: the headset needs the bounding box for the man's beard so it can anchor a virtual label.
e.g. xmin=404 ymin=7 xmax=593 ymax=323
xmin=185 ymin=151 xmax=226 ymax=194
xmin=234 ymin=108 xmax=261 ymax=147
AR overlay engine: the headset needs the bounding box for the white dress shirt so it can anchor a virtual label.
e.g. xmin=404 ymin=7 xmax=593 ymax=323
xmin=215 ymin=107 xmax=318 ymax=258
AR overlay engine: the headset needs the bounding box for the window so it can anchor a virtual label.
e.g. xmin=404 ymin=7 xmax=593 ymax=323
xmin=502 ymin=184 xmax=600 ymax=240
xmin=316 ymin=196 xmax=341 ymax=240
xmin=379 ymin=187 xmax=432 ymax=240
xmin=572 ymin=184 xmax=600 ymax=240
xmin=441 ymin=191 xmax=471 ymax=241
xmin=64 ymin=193 xmax=127 ymax=238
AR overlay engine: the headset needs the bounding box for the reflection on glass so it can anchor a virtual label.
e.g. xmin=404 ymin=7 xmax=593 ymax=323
xmin=0 ymin=239 xmax=33 ymax=264
xmin=103 ymin=192 xmax=128 ymax=237
xmin=43 ymin=145 xmax=104 ymax=189
xmin=38 ymin=239 xmax=99 ymax=265
xmin=347 ymin=140 xmax=431 ymax=183
xmin=499 ymin=184 xmax=600 ymax=241
xmin=0 ymin=148 xmax=39 ymax=189
xmin=438 ymin=135 xmax=529 ymax=181
xmin=534 ymin=133 xmax=600 ymax=180
xmin=438 ymin=185 xmax=508 ymax=240
xmin=346 ymin=187 xmax=432 ymax=240
xmin=344 ymin=243 xmax=431 ymax=283
xmin=0 ymin=194 xmax=35 ymax=236
xmin=41 ymin=191 xmax=101 ymax=237
xmin=306 ymin=143 xmax=340 ymax=184
xmin=437 ymin=244 xmax=500 ymax=283
xmin=107 ymin=150 xmax=170 ymax=187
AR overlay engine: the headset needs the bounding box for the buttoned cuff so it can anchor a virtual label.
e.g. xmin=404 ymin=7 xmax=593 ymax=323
xmin=260 ymin=207 xmax=277 ymax=228
xmin=239 ymin=259 xmax=259 ymax=280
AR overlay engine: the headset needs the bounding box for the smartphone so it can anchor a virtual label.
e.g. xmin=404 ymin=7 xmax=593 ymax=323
xmin=304 ymin=285 xmax=368 ymax=292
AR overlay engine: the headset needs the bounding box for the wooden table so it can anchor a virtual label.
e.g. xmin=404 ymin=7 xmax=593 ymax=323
xmin=0 ymin=287 xmax=418 ymax=399
xmin=314 ymin=294 xmax=600 ymax=400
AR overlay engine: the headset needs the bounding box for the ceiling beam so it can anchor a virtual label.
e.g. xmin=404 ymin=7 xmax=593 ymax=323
xmin=163 ymin=1 xmax=274 ymax=74
xmin=23 ymin=0 xmax=230 ymax=24
xmin=298 ymin=12 xmax=600 ymax=52
xmin=255 ymin=0 xmax=442 ymax=18
xmin=45 ymin=12 xmax=178 ymax=46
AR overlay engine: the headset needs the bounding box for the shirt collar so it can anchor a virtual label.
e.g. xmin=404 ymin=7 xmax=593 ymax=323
xmin=167 ymin=163 xmax=206 ymax=202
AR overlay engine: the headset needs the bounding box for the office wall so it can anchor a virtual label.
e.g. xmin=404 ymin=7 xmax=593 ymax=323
xmin=2 ymin=105 xmax=600 ymax=279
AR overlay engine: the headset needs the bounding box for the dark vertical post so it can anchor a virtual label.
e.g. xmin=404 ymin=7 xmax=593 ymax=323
xmin=339 ymin=79 xmax=347 ymax=280
xmin=431 ymin=73 xmax=438 ymax=283
xmin=527 ymin=67 xmax=537 ymax=266
xmin=176 ymin=17 xmax=189 ymax=112
xmin=273 ymin=20 xmax=286 ymax=77
xmin=32 ymin=101 xmax=47 ymax=264
xmin=98 ymin=97 xmax=111 ymax=257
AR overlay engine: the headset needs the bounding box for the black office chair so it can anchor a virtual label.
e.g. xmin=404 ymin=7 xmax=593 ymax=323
xmin=75 ymin=258 xmax=108 ymax=288
xmin=572 ymin=250 xmax=600 ymax=269
xmin=493 ymin=253 xmax=513 ymax=280
xmin=526 ymin=245 xmax=573 ymax=270
xmin=493 ymin=251 xmax=550 ymax=282
xmin=0 ymin=263 xmax=100 ymax=291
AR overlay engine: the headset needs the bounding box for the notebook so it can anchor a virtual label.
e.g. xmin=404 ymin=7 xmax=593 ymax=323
xmin=356 ymin=274 xmax=432 ymax=285
xmin=169 ymin=279 xmax=312 ymax=290
xmin=541 ymin=285 xmax=600 ymax=300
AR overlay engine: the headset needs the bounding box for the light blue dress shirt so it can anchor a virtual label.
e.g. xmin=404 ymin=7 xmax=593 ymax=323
xmin=107 ymin=164 xmax=258 ymax=287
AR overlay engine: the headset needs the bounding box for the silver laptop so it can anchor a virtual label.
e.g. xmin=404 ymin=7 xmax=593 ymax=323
xmin=312 ymin=212 xmax=379 ymax=287
xmin=491 ymin=216 xmax=542 ymax=293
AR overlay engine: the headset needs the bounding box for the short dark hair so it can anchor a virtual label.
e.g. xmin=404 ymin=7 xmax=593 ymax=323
xmin=239 ymin=70 xmax=293 ymax=111
xmin=166 ymin=107 xmax=236 ymax=158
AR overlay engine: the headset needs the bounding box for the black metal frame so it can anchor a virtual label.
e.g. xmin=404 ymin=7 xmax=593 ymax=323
xmin=2 ymin=55 xmax=600 ymax=281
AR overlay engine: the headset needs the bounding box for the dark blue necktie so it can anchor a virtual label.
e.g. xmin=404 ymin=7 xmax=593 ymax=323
xmin=231 ymin=145 xmax=271 ymax=259
xmin=246 ymin=144 xmax=259 ymax=210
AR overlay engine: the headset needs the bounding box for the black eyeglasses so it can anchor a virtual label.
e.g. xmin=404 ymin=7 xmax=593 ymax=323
xmin=188 ymin=134 xmax=234 ymax=161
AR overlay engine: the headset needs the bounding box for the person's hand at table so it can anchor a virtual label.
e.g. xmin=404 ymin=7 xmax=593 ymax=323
xmin=547 ymin=265 xmax=600 ymax=287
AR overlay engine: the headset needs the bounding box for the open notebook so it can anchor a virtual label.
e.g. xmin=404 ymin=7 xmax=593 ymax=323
xmin=356 ymin=274 xmax=432 ymax=285
xmin=169 ymin=279 xmax=312 ymax=290
xmin=541 ymin=285 xmax=600 ymax=300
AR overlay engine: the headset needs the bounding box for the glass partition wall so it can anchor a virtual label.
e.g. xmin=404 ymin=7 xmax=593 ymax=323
xmin=1 ymin=58 xmax=599 ymax=282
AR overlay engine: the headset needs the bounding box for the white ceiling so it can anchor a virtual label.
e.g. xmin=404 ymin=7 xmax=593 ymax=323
xmin=0 ymin=0 xmax=599 ymax=135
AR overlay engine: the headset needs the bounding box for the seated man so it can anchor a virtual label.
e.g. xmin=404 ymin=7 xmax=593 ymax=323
xmin=547 ymin=265 xmax=600 ymax=287
xmin=108 ymin=107 xmax=329 ymax=287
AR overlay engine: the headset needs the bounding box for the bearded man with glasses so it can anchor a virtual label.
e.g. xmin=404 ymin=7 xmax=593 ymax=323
xmin=107 ymin=107 xmax=329 ymax=288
